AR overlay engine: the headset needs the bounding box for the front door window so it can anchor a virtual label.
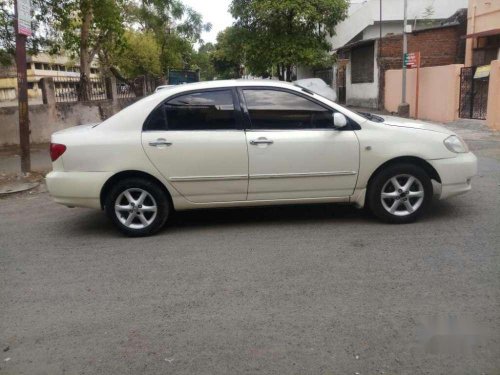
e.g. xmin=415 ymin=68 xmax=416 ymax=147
xmin=243 ymin=89 xmax=333 ymax=130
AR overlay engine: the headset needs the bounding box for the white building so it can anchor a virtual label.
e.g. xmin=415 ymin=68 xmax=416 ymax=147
xmin=0 ymin=54 xmax=100 ymax=101
xmin=297 ymin=0 xmax=468 ymax=108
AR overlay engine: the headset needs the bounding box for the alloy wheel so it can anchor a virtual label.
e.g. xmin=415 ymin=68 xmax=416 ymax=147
xmin=114 ymin=188 xmax=158 ymax=229
xmin=380 ymin=174 xmax=425 ymax=217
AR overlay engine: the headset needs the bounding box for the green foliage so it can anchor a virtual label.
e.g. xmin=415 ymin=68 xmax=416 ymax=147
xmin=125 ymin=0 xmax=210 ymax=42
xmin=211 ymin=27 xmax=246 ymax=79
xmin=112 ymin=30 xmax=162 ymax=78
xmin=0 ymin=0 xmax=52 ymax=66
xmin=0 ymin=0 xmax=347 ymax=82
xmin=124 ymin=0 xmax=211 ymax=74
xmin=42 ymin=0 xmax=126 ymax=59
xmin=0 ymin=0 xmax=211 ymax=80
xmin=191 ymin=42 xmax=216 ymax=81
xmin=229 ymin=0 xmax=349 ymax=80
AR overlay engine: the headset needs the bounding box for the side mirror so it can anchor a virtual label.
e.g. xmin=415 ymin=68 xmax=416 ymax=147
xmin=333 ymin=112 xmax=348 ymax=129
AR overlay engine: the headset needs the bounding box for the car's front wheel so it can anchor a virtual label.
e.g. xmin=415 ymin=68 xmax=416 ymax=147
xmin=105 ymin=178 xmax=169 ymax=236
xmin=367 ymin=163 xmax=433 ymax=223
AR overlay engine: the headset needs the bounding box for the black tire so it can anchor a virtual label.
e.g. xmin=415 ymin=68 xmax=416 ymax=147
xmin=104 ymin=177 xmax=170 ymax=237
xmin=367 ymin=163 xmax=433 ymax=224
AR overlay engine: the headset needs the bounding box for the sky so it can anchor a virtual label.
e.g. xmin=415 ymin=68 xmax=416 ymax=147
xmin=181 ymin=0 xmax=235 ymax=45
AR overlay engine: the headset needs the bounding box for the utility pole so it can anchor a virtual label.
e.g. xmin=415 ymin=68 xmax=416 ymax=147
xmin=14 ymin=0 xmax=31 ymax=173
xmin=378 ymin=0 xmax=382 ymax=109
xmin=379 ymin=0 xmax=382 ymax=50
xmin=397 ymin=0 xmax=410 ymax=118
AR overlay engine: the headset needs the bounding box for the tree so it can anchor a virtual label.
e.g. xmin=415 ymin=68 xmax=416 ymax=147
xmin=40 ymin=0 xmax=126 ymax=100
xmin=112 ymin=30 xmax=162 ymax=78
xmin=230 ymin=0 xmax=349 ymax=81
xmin=0 ymin=0 xmax=51 ymax=66
xmin=191 ymin=42 xmax=216 ymax=81
xmin=1 ymin=0 xmax=211 ymax=94
xmin=125 ymin=0 xmax=211 ymax=73
xmin=211 ymin=27 xmax=246 ymax=79
xmin=421 ymin=5 xmax=436 ymax=26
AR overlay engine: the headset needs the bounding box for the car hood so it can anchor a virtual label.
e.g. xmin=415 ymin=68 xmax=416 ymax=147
xmin=379 ymin=115 xmax=455 ymax=135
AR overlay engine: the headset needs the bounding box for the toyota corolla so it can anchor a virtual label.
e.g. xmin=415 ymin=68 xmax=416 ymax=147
xmin=46 ymin=80 xmax=477 ymax=236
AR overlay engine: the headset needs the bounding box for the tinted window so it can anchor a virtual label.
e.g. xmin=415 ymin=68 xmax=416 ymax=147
xmin=243 ymin=89 xmax=333 ymax=129
xmin=144 ymin=104 xmax=166 ymax=131
xmin=166 ymin=90 xmax=236 ymax=130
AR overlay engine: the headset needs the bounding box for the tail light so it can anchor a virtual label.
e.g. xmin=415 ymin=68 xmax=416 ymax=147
xmin=50 ymin=143 xmax=66 ymax=161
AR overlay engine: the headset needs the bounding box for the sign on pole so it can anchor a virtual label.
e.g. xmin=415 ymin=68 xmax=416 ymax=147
xmin=404 ymin=52 xmax=419 ymax=69
xmin=403 ymin=52 xmax=421 ymax=118
xmin=17 ymin=0 xmax=32 ymax=36
xmin=15 ymin=0 xmax=32 ymax=173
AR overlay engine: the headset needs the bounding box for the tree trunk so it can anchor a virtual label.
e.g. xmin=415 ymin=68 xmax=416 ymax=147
xmin=277 ymin=64 xmax=284 ymax=81
xmin=109 ymin=66 xmax=129 ymax=84
xmin=79 ymin=3 xmax=93 ymax=101
xmin=285 ymin=65 xmax=292 ymax=82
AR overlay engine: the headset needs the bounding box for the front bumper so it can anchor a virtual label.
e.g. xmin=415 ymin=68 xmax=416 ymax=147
xmin=428 ymin=152 xmax=478 ymax=200
xmin=46 ymin=171 xmax=114 ymax=209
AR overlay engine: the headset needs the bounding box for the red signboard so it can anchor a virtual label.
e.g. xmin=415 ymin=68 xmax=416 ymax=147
xmin=404 ymin=52 xmax=420 ymax=68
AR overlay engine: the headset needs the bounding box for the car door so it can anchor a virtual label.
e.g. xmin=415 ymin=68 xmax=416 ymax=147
xmin=240 ymin=87 xmax=360 ymax=201
xmin=142 ymin=88 xmax=248 ymax=203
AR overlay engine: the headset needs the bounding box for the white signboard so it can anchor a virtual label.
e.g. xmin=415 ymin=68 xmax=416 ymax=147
xmin=17 ymin=0 xmax=32 ymax=36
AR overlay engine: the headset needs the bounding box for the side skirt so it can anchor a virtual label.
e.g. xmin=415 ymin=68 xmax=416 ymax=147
xmin=172 ymin=195 xmax=351 ymax=211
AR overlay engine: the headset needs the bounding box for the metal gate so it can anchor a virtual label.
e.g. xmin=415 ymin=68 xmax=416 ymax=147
xmin=459 ymin=66 xmax=489 ymax=120
xmin=314 ymin=69 xmax=333 ymax=86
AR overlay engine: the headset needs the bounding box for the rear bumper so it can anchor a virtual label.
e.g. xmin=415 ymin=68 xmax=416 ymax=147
xmin=428 ymin=152 xmax=478 ymax=200
xmin=46 ymin=171 xmax=113 ymax=209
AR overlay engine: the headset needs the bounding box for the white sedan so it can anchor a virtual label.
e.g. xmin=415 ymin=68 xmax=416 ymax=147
xmin=46 ymin=80 xmax=477 ymax=236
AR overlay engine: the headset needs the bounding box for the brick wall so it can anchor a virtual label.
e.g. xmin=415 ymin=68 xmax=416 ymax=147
xmin=378 ymin=25 xmax=466 ymax=108
xmin=381 ymin=27 xmax=465 ymax=67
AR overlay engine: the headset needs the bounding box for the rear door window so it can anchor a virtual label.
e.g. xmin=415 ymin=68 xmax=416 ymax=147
xmin=144 ymin=90 xmax=237 ymax=131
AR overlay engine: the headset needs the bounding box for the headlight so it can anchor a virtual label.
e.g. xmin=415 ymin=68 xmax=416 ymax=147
xmin=444 ymin=135 xmax=469 ymax=153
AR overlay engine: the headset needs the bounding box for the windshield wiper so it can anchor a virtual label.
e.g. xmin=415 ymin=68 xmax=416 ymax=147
xmin=357 ymin=111 xmax=384 ymax=123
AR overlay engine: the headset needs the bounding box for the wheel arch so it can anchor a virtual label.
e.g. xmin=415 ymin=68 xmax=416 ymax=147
xmin=367 ymin=156 xmax=442 ymax=190
xmin=100 ymin=170 xmax=174 ymax=210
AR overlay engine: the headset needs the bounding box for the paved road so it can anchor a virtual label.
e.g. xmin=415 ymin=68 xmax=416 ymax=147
xmin=1 ymin=128 xmax=499 ymax=374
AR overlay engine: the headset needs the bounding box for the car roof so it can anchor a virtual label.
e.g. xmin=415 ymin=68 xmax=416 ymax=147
xmin=150 ymin=79 xmax=305 ymax=103
xmin=160 ymin=79 xmax=298 ymax=93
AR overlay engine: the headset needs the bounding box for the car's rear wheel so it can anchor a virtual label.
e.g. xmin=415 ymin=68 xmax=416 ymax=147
xmin=105 ymin=178 xmax=169 ymax=236
xmin=367 ymin=163 xmax=433 ymax=223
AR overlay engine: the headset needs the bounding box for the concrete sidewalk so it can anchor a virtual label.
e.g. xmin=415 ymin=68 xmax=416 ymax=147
xmin=0 ymin=143 xmax=52 ymax=174
xmin=0 ymin=144 xmax=50 ymax=195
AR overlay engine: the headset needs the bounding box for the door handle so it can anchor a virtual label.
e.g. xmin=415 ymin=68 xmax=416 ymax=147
xmin=149 ymin=138 xmax=172 ymax=147
xmin=250 ymin=138 xmax=274 ymax=145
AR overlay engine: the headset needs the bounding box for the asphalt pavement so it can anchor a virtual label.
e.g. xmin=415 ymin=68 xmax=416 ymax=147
xmin=1 ymin=121 xmax=499 ymax=374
